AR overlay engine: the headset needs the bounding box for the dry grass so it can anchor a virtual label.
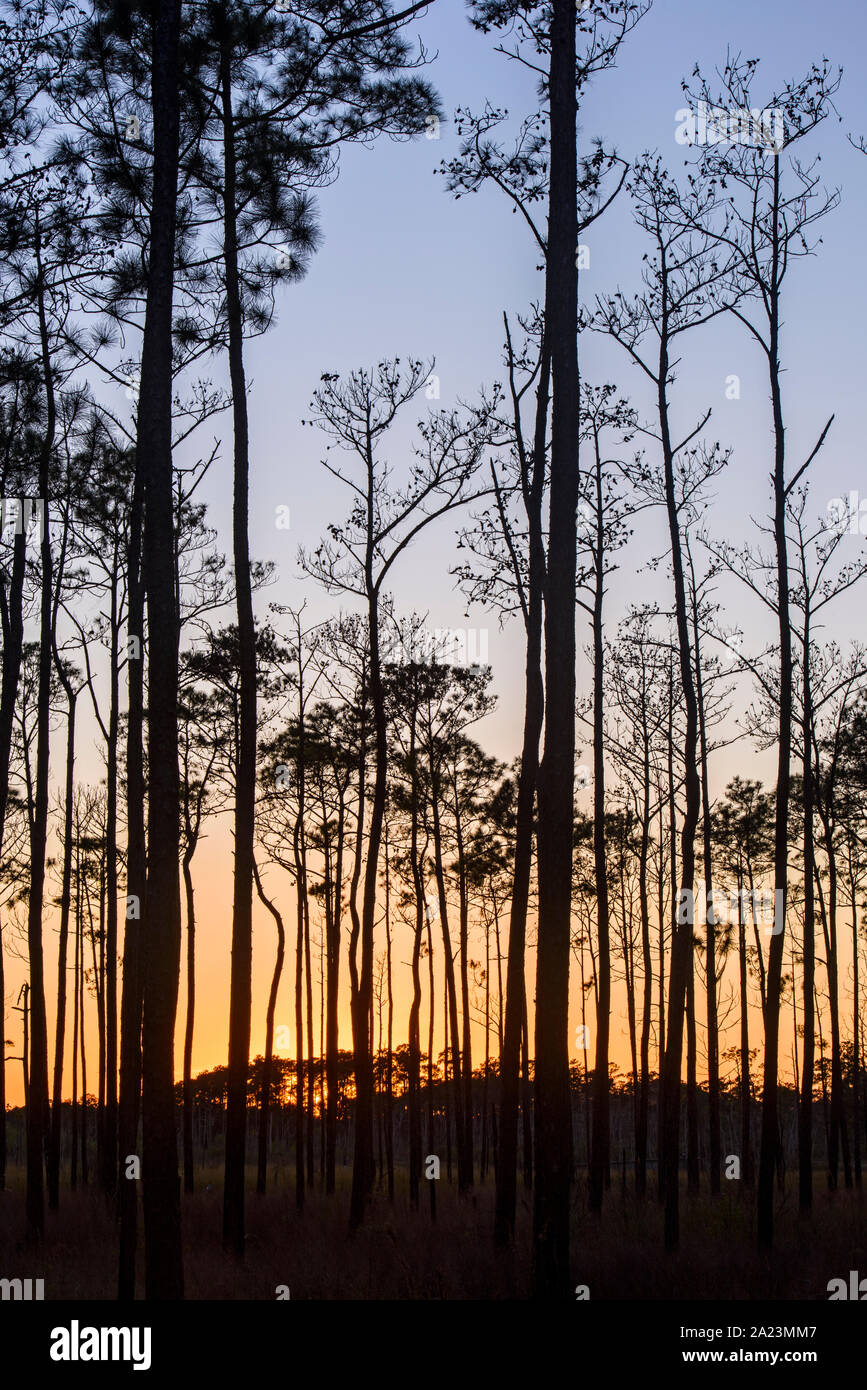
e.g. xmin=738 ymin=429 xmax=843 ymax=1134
xmin=1 ymin=1164 xmax=865 ymax=1299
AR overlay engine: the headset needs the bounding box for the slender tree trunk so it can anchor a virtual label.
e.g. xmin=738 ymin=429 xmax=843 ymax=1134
xmin=636 ymin=736 xmax=652 ymax=1196
xmin=347 ymin=678 xmax=366 ymax=1207
xmin=88 ymin=858 xmax=106 ymax=1191
xmin=354 ymin=690 xmax=383 ymax=1217
xmin=254 ymin=860 xmax=285 ymax=1196
xmin=407 ymin=713 xmax=424 ymax=1207
xmin=656 ymin=799 xmax=665 ymax=1201
xmin=319 ymin=921 xmax=325 ymax=1183
xmin=182 ymin=853 xmax=196 ymax=1195
xmin=521 ymin=987 xmax=533 ymax=1191
xmin=316 ymin=792 xmax=331 ymax=1187
xmin=758 ymin=158 xmax=790 ymax=1252
xmin=533 ymin=0 xmax=578 ymax=1299
xmin=816 ymin=979 xmax=830 ymax=1160
xmin=426 ymin=909 xmax=436 ymax=1221
xmin=482 ymin=899 xmax=491 ymax=1181
xmin=20 ymin=985 xmax=29 ymax=1114
xmin=798 ymin=633 xmax=815 ymax=1211
xmin=48 ymin=687 xmax=76 ymax=1209
xmin=493 ymin=329 xmax=546 ymax=1240
xmin=660 ymin=676 xmax=677 ymax=1206
xmin=443 ymin=980 xmax=452 ymax=1184
xmin=101 ymin=570 xmax=120 ymax=1196
xmin=658 ymin=306 xmax=702 ymax=1252
xmin=25 ymin=235 xmax=57 ymax=1243
xmin=620 ymin=839 xmax=639 ymax=1178
xmin=851 ymin=865 xmax=862 ymax=1187
xmin=384 ymin=821 xmax=394 ymax=1202
xmin=691 ymin=563 xmax=721 ymax=1195
xmin=71 ymin=862 xmax=80 ymax=1192
xmin=294 ymin=811 xmax=306 ymax=1211
xmin=220 ymin=39 xmax=258 ymax=1261
xmin=304 ymin=878 xmax=315 ymax=1189
xmin=686 ymin=952 xmax=699 ymax=1193
xmin=350 ymin=575 xmax=387 ymax=1229
xmin=818 ymin=810 xmax=851 ymax=1190
xmin=139 ymin=0 xmax=185 ymax=1300
xmin=494 ymin=877 xmax=504 ymax=1058
xmin=118 ymin=460 xmax=145 ymax=1300
xmin=737 ymin=874 xmax=754 ymax=1186
xmin=80 ymin=890 xmax=88 ymax=1187
xmin=325 ymin=791 xmax=344 ymax=1196
xmin=454 ymin=794 xmax=473 ymax=1189
xmin=589 ymin=460 xmax=610 ymax=1214
xmin=430 ymin=762 xmax=466 ymax=1190
xmin=0 ymin=528 xmax=26 ymax=1194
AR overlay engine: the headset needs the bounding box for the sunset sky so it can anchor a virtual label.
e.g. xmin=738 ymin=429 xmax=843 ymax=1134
xmin=3 ymin=0 xmax=867 ymax=1109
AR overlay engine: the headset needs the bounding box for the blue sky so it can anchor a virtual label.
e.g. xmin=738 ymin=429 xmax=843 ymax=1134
xmin=194 ymin=0 xmax=867 ymax=771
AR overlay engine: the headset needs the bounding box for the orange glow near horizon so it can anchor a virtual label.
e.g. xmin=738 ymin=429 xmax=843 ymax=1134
xmin=1 ymin=797 xmax=833 ymax=1115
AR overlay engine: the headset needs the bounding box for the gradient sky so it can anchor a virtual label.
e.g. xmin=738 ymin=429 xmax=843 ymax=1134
xmin=4 ymin=0 xmax=867 ymax=1108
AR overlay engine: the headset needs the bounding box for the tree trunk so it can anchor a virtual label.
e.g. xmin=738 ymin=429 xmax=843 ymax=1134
xmin=493 ymin=333 xmax=547 ymax=1242
xmin=454 ymin=788 xmax=473 ymax=1189
xmin=521 ymin=985 xmax=533 ymax=1190
xmin=758 ymin=157 xmax=791 ymax=1252
xmin=658 ymin=306 xmax=702 ymax=1252
xmin=686 ymin=950 xmax=699 ymax=1193
xmin=48 ymin=684 xmax=76 ymax=1209
xmin=349 ymin=578 xmax=386 ymax=1229
xmin=737 ymin=874 xmax=754 ymax=1186
xmin=71 ymin=858 xmax=80 ymax=1192
xmin=430 ymin=754 xmax=466 ymax=1190
xmin=101 ymin=554 xmax=120 ymax=1197
xmin=384 ymin=821 xmax=395 ymax=1201
xmin=91 ymin=864 xmax=106 ymax=1179
xmin=79 ymin=878 xmax=88 ymax=1187
xmin=533 ymin=0 xmax=578 ymax=1299
xmin=407 ymin=709 xmax=424 ymax=1207
xmin=850 ymin=862 xmax=861 ymax=1187
xmin=220 ymin=38 xmax=258 ymax=1261
xmin=254 ymin=860 xmax=285 ymax=1195
xmin=139 ymin=0 xmax=185 ymax=1300
xmin=589 ymin=454 xmax=610 ymax=1214
xmin=25 ymin=232 xmax=57 ymax=1243
xmin=347 ymin=677 xmax=367 ymax=1218
xmin=182 ymin=853 xmax=196 ymax=1195
xmin=325 ymin=788 xmax=344 ymax=1196
xmin=294 ymin=809 xmax=306 ymax=1211
xmin=118 ymin=459 xmax=145 ymax=1300
xmin=0 ymin=528 xmax=26 ymax=1193
xmin=426 ymin=909 xmax=437 ymax=1221
xmin=304 ymin=875 xmax=315 ymax=1189
xmin=691 ymin=563 xmax=720 ymax=1194
xmin=817 ymin=805 xmax=851 ymax=1190
xmin=636 ymin=730 xmax=652 ymax=1196
xmin=482 ymin=894 xmax=491 ymax=1181
xmin=798 ymin=623 xmax=815 ymax=1211
xmin=655 ymin=799 xmax=666 ymax=1200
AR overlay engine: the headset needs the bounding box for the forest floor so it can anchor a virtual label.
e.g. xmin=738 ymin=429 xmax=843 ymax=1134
xmin=0 ymin=1163 xmax=865 ymax=1299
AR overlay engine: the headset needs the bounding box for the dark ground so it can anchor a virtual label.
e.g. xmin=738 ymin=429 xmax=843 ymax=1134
xmin=1 ymin=1163 xmax=865 ymax=1299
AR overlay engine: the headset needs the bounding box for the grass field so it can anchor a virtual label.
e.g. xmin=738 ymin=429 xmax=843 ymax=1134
xmin=2 ymin=1164 xmax=865 ymax=1299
